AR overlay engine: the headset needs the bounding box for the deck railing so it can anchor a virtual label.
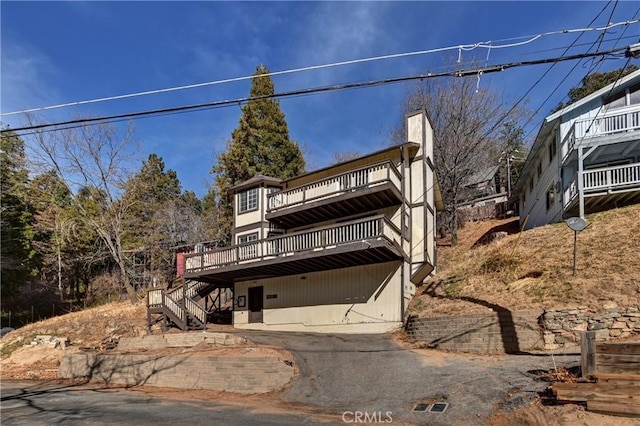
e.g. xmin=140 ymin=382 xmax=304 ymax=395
xmin=184 ymin=215 xmax=401 ymax=273
xmin=563 ymin=163 xmax=640 ymax=207
xmin=563 ymin=176 xmax=578 ymax=208
xmin=267 ymin=160 xmax=401 ymax=213
xmin=583 ymin=162 xmax=640 ymax=191
xmin=562 ymin=104 xmax=640 ymax=161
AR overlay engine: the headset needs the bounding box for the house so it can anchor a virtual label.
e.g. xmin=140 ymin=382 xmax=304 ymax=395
xmin=511 ymin=69 xmax=640 ymax=230
xmin=457 ymin=165 xmax=509 ymax=221
xmin=148 ymin=110 xmax=443 ymax=333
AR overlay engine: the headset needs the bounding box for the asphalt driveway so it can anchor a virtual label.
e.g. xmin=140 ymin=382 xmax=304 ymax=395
xmin=238 ymin=330 xmax=580 ymax=425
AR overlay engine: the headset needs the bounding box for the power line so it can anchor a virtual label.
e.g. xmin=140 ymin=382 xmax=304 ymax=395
xmin=2 ymin=19 xmax=638 ymax=117
xmin=3 ymin=45 xmax=630 ymax=136
xmin=518 ymin=0 xmax=616 ymax=141
xmin=521 ymin=3 xmax=639 ymax=143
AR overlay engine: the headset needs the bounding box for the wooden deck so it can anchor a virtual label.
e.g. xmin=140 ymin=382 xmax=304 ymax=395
xmin=552 ymin=341 xmax=640 ymax=418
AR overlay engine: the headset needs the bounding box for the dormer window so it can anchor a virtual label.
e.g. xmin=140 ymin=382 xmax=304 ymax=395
xmin=238 ymin=188 xmax=258 ymax=213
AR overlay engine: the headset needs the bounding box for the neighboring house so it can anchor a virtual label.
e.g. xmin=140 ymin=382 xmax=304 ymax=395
xmin=512 ymin=69 xmax=640 ymax=230
xmin=148 ymin=111 xmax=443 ymax=333
xmin=457 ymin=165 xmax=508 ymax=220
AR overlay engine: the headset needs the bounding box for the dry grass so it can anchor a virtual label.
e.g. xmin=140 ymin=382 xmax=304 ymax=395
xmin=409 ymin=203 xmax=640 ymax=316
xmin=0 ymin=302 xmax=147 ymax=357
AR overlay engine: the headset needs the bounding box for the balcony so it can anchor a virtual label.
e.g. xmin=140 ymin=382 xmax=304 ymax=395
xmin=583 ymin=163 xmax=640 ymax=192
xmin=563 ymin=163 xmax=640 ymax=210
xmin=266 ymin=161 xmax=402 ymax=228
xmin=183 ymin=215 xmax=403 ymax=283
xmin=562 ymin=104 xmax=640 ymax=162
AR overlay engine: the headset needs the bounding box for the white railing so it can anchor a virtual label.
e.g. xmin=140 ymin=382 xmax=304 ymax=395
xmin=267 ymin=161 xmax=401 ymax=213
xmin=167 ymin=279 xmax=207 ymax=300
xmin=563 ymin=176 xmax=578 ymax=208
xmin=574 ymin=104 xmax=640 ymax=140
xmin=583 ymin=163 xmax=640 ymax=191
xmin=562 ymin=104 xmax=640 ymax=162
xmin=184 ymin=296 xmax=207 ymax=325
xmin=148 ymin=289 xmax=163 ymax=306
xmin=162 ymin=292 xmax=186 ymax=324
xmin=184 ymin=215 xmax=401 ymax=273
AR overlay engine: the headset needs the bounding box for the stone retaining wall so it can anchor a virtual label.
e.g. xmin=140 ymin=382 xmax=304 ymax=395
xmin=406 ymin=305 xmax=640 ymax=354
xmin=405 ymin=310 xmax=544 ymax=354
xmin=117 ymin=332 xmax=245 ymax=351
xmin=541 ymin=306 xmax=640 ymax=349
xmin=59 ymin=351 xmax=294 ymax=394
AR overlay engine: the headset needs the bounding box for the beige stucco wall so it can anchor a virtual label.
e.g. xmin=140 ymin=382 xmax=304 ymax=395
xmin=234 ymin=187 xmax=265 ymax=229
xmin=233 ymin=261 xmax=402 ymax=332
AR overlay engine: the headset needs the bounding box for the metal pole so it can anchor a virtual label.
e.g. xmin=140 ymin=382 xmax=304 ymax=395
xmin=506 ymin=154 xmax=512 ymax=199
xmin=573 ymin=230 xmax=578 ymax=276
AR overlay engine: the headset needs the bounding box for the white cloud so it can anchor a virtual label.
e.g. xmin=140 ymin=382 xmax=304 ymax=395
xmin=0 ymin=41 xmax=59 ymax=123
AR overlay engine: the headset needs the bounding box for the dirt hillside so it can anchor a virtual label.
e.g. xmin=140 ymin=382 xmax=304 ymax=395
xmin=409 ymin=203 xmax=640 ymax=316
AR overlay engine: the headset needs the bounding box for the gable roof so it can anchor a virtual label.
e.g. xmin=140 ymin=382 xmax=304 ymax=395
xmin=510 ymin=69 xmax=640 ymax=202
xmin=464 ymin=165 xmax=499 ymax=187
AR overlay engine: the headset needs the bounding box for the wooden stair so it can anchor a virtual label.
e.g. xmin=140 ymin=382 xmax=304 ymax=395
xmin=147 ymin=280 xmax=211 ymax=331
xmin=552 ymin=342 xmax=640 ymax=418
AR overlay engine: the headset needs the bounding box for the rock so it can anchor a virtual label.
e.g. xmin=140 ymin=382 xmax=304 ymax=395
xmin=546 ymin=322 xmax=562 ymax=331
xmin=594 ymin=329 xmax=609 ymax=341
xmin=601 ymin=312 xmax=620 ymax=319
xmin=555 ymin=333 xmax=577 ymax=344
xmin=609 ymin=329 xmax=622 ymax=337
xmin=612 ymin=321 xmax=628 ymax=329
xmin=572 ymin=323 xmax=588 ymax=332
xmin=543 ymin=333 xmax=556 ymax=345
xmin=602 ymin=301 xmax=618 ymax=310
xmin=589 ymin=322 xmax=608 ymax=330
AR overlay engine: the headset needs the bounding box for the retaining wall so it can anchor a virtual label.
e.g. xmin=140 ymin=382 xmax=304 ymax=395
xmin=541 ymin=306 xmax=640 ymax=349
xmin=406 ymin=305 xmax=640 ymax=354
xmin=59 ymin=351 xmax=294 ymax=393
xmin=405 ymin=310 xmax=544 ymax=354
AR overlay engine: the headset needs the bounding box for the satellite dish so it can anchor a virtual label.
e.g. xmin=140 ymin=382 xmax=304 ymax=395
xmin=566 ymin=217 xmax=587 ymax=232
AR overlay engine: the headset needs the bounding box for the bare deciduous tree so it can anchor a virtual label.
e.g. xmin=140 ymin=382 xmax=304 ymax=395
xmin=396 ymin=75 xmax=525 ymax=244
xmin=27 ymin=117 xmax=140 ymax=303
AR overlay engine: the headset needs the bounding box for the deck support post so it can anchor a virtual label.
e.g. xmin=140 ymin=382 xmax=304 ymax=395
xmin=580 ymin=330 xmax=597 ymax=377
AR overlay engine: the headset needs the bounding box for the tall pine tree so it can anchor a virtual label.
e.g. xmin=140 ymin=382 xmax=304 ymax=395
xmin=212 ymin=64 xmax=305 ymax=241
xmin=1 ymin=129 xmax=37 ymax=301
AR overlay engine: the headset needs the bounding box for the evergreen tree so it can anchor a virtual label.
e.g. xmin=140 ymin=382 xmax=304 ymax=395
xmin=497 ymin=121 xmax=528 ymax=197
xmin=1 ymin=129 xmax=37 ymax=301
xmin=553 ymin=65 xmax=639 ymax=111
xmin=212 ymin=64 xmax=305 ymax=241
xmin=122 ymin=154 xmax=182 ymax=287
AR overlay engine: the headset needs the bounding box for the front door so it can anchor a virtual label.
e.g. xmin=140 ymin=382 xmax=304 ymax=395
xmin=248 ymin=286 xmax=264 ymax=323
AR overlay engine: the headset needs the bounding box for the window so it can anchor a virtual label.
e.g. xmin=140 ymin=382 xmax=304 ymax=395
xmin=537 ymin=162 xmax=542 ymax=178
xmin=238 ymin=188 xmax=258 ymax=213
xmin=237 ymin=232 xmax=259 ymax=260
xmin=546 ymin=186 xmax=555 ymax=211
xmin=548 ymin=142 xmax=556 ymax=164
xmin=237 ymin=232 xmax=258 ymax=244
xmin=529 ymin=178 xmax=534 ymax=192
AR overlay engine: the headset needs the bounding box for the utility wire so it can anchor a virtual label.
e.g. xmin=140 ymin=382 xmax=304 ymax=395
xmin=2 ymin=19 xmax=638 ymax=117
xmin=4 ymin=45 xmax=630 ymax=136
xmin=489 ymin=1 xmax=613 ymax=146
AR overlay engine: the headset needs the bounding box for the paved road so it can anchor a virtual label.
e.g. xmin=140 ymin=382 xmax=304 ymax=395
xmin=239 ymin=331 xmax=580 ymax=425
xmin=0 ymin=381 xmax=336 ymax=425
xmin=1 ymin=332 xmax=580 ymax=425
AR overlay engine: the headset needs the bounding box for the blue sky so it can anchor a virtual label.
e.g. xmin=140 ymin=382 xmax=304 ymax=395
xmin=2 ymin=1 xmax=639 ymax=197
